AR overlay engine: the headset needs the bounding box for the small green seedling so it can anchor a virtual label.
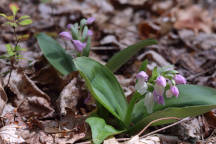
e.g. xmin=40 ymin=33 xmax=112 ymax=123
xmin=0 ymin=3 xmax=32 ymax=85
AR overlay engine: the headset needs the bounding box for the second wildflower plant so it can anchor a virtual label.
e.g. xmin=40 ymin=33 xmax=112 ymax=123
xmin=135 ymin=64 xmax=187 ymax=113
xmin=59 ymin=17 xmax=94 ymax=57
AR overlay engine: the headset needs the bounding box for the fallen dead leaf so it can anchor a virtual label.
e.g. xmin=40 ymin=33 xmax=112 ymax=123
xmin=137 ymin=50 xmax=171 ymax=67
xmin=104 ymin=137 xmax=119 ymax=144
xmin=0 ymin=124 xmax=25 ymax=144
xmin=55 ymin=133 xmax=85 ymax=144
xmin=139 ymin=135 xmax=160 ymax=144
xmin=174 ymin=5 xmax=212 ymax=33
xmin=3 ymin=70 xmax=54 ymax=118
xmin=0 ymin=80 xmax=7 ymax=115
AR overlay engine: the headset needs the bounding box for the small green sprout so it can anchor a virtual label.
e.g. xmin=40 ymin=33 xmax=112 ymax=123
xmin=0 ymin=3 xmax=32 ymax=85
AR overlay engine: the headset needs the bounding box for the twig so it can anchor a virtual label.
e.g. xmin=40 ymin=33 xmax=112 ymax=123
xmin=138 ymin=117 xmax=180 ymax=136
xmin=140 ymin=117 xmax=190 ymax=138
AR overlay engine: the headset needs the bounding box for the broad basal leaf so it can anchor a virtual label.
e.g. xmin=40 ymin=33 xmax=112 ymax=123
xmin=73 ymin=57 xmax=128 ymax=122
xmin=86 ymin=117 xmax=122 ymax=144
xmin=106 ymin=39 xmax=157 ymax=72
xmin=130 ymin=84 xmax=216 ymax=132
xmin=37 ymin=33 xmax=75 ymax=75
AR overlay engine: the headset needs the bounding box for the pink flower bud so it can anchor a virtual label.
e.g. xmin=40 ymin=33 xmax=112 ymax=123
xmin=156 ymin=76 xmax=166 ymax=87
xmin=136 ymin=71 xmax=148 ymax=81
xmin=144 ymin=92 xmax=154 ymax=113
xmin=67 ymin=24 xmax=73 ymax=29
xmin=87 ymin=30 xmax=93 ymax=36
xmin=174 ymin=74 xmax=186 ymax=84
xmin=153 ymin=90 xmax=165 ymax=105
xmin=72 ymin=40 xmax=86 ymax=52
xmin=59 ymin=32 xmax=72 ymax=40
xmin=87 ymin=17 xmax=95 ymax=24
xmin=166 ymin=89 xmax=173 ymax=98
xmin=171 ymin=86 xmax=179 ymax=98
xmin=153 ymin=84 xmax=165 ymax=105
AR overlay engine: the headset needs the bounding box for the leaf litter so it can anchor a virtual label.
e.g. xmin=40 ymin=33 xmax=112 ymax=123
xmin=0 ymin=0 xmax=216 ymax=143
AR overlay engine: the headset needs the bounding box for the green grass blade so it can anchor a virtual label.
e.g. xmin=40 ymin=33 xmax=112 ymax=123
xmin=106 ymin=39 xmax=157 ymax=72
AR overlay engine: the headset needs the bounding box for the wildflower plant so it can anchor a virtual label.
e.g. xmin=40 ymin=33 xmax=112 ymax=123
xmin=0 ymin=4 xmax=32 ymax=85
xmin=135 ymin=65 xmax=186 ymax=113
xmin=37 ymin=17 xmax=216 ymax=144
xmin=59 ymin=17 xmax=94 ymax=57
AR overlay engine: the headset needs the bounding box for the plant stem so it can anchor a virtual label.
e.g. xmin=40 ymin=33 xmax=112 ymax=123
xmin=6 ymin=26 xmax=19 ymax=86
xmin=124 ymin=92 xmax=143 ymax=127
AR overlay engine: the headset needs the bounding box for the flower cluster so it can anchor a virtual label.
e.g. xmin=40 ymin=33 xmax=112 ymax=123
xmin=59 ymin=17 xmax=95 ymax=55
xmin=135 ymin=67 xmax=186 ymax=113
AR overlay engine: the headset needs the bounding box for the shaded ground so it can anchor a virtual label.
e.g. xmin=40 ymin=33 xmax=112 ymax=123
xmin=0 ymin=0 xmax=216 ymax=143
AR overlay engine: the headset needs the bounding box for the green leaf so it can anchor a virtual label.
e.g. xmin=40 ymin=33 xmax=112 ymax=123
xmin=5 ymin=44 xmax=15 ymax=56
xmin=9 ymin=3 xmax=19 ymax=16
xmin=37 ymin=33 xmax=76 ymax=75
xmin=106 ymin=39 xmax=157 ymax=72
xmin=149 ymin=67 xmax=158 ymax=83
xmin=82 ymin=26 xmax=88 ymax=41
xmin=18 ymin=15 xmax=30 ymax=20
xmin=130 ymin=85 xmax=216 ymax=132
xmin=86 ymin=117 xmax=123 ymax=144
xmin=71 ymin=24 xmax=79 ymax=40
xmin=139 ymin=59 xmax=148 ymax=72
xmin=73 ymin=57 xmax=128 ymax=122
xmin=18 ymin=19 xmax=32 ymax=26
xmin=4 ymin=22 xmax=17 ymax=27
xmin=82 ymin=36 xmax=91 ymax=57
xmin=124 ymin=92 xmax=142 ymax=127
xmin=0 ymin=13 xmax=7 ymax=18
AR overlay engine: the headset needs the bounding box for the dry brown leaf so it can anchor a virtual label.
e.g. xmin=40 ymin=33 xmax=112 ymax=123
xmin=174 ymin=5 xmax=212 ymax=33
xmin=18 ymin=96 xmax=54 ymax=118
xmin=138 ymin=21 xmax=161 ymax=39
xmin=138 ymin=50 xmax=171 ymax=67
xmin=139 ymin=136 xmax=160 ymax=144
xmin=24 ymin=131 xmax=54 ymax=144
xmin=104 ymin=137 xmax=119 ymax=144
xmin=57 ymin=78 xmax=81 ymax=116
xmin=117 ymin=0 xmax=147 ymax=6
xmin=4 ymin=70 xmax=54 ymax=118
xmin=0 ymin=124 xmax=25 ymax=144
xmin=0 ymin=80 xmax=7 ymax=115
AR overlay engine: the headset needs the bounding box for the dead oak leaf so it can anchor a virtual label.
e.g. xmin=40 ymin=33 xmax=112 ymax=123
xmin=174 ymin=5 xmax=212 ymax=33
xmin=4 ymin=70 xmax=54 ymax=118
xmin=0 ymin=124 xmax=25 ymax=144
xmin=0 ymin=80 xmax=7 ymax=115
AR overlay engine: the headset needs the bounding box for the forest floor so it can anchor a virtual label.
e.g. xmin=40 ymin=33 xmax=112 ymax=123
xmin=0 ymin=0 xmax=216 ymax=143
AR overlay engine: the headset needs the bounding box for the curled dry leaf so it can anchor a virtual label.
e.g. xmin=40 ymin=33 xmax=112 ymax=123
xmin=24 ymin=131 xmax=54 ymax=144
xmin=179 ymin=30 xmax=216 ymax=50
xmin=137 ymin=50 xmax=171 ymax=67
xmin=0 ymin=80 xmax=7 ymax=115
xmin=55 ymin=133 xmax=85 ymax=144
xmin=103 ymin=137 xmax=119 ymax=144
xmin=116 ymin=0 xmax=147 ymax=6
xmin=116 ymin=75 xmax=135 ymax=97
xmin=3 ymin=70 xmax=54 ymax=118
xmin=57 ymin=77 xmax=80 ymax=116
xmin=125 ymin=135 xmax=160 ymax=144
xmin=138 ymin=21 xmax=161 ymax=39
xmin=18 ymin=96 xmax=54 ymax=119
xmin=139 ymin=136 xmax=160 ymax=144
xmin=0 ymin=124 xmax=25 ymax=144
xmin=174 ymin=5 xmax=212 ymax=33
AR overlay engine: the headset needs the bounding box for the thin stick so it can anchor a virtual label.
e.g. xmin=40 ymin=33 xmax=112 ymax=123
xmin=140 ymin=117 xmax=190 ymax=138
xmin=138 ymin=117 xmax=180 ymax=136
